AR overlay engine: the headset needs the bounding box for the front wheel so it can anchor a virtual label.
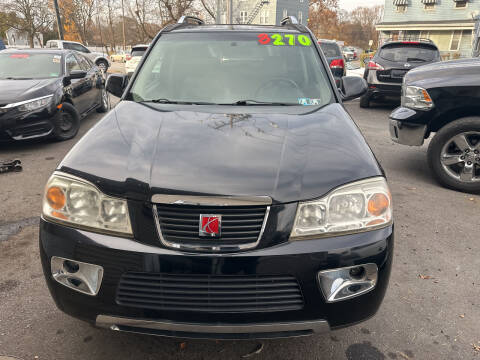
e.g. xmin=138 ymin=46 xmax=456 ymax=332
xmin=359 ymin=93 xmax=370 ymax=108
xmin=51 ymin=102 xmax=80 ymax=141
xmin=96 ymin=88 xmax=109 ymax=113
xmin=427 ymin=117 xmax=480 ymax=193
xmin=96 ymin=60 xmax=108 ymax=73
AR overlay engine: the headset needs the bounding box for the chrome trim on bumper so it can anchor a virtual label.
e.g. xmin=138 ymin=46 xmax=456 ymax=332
xmin=96 ymin=315 xmax=330 ymax=337
xmin=390 ymin=120 xmax=427 ymax=146
xmin=151 ymin=194 xmax=272 ymax=206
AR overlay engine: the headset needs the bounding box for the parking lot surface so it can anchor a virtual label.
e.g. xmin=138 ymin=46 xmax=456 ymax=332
xmin=0 ymin=100 xmax=479 ymax=360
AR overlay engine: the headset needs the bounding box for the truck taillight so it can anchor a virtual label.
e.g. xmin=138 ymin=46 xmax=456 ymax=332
xmin=126 ymin=54 xmax=132 ymax=61
xmin=330 ymin=58 xmax=345 ymax=69
xmin=367 ymin=61 xmax=384 ymax=71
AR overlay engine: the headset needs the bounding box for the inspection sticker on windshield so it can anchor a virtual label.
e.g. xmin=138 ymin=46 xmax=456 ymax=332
xmin=258 ymin=33 xmax=312 ymax=47
xmin=52 ymin=55 xmax=61 ymax=63
xmin=298 ymin=98 xmax=322 ymax=106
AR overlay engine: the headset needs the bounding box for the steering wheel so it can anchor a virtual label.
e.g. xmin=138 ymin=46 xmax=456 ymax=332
xmin=254 ymin=78 xmax=302 ymax=100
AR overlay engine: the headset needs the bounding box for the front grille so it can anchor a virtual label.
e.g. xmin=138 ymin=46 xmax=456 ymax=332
xmin=154 ymin=204 xmax=268 ymax=249
xmin=116 ymin=273 xmax=304 ymax=313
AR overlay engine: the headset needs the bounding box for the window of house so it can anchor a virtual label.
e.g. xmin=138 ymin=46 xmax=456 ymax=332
xmin=450 ymin=30 xmax=462 ymax=50
xmin=396 ymin=5 xmax=407 ymax=13
xmin=260 ymin=10 xmax=269 ymax=24
xmin=240 ymin=11 xmax=248 ymax=23
xmin=455 ymin=0 xmax=467 ymax=8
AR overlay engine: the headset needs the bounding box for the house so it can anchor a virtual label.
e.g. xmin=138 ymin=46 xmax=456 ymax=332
xmin=376 ymin=0 xmax=480 ymax=59
xmin=5 ymin=27 xmax=43 ymax=47
xmin=220 ymin=0 xmax=309 ymax=25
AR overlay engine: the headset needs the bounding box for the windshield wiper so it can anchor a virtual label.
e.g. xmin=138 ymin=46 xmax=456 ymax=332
xmin=224 ymin=100 xmax=299 ymax=106
xmin=146 ymin=98 xmax=217 ymax=105
xmin=2 ymin=77 xmax=34 ymax=80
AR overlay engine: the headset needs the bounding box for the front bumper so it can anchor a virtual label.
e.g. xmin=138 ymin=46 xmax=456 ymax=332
xmin=389 ymin=107 xmax=430 ymax=146
xmin=40 ymin=219 xmax=394 ymax=339
xmin=0 ymin=107 xmax=59 ymax=141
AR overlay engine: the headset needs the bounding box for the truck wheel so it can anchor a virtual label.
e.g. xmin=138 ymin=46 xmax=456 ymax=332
xmin=360 ymin=94 xmax=370 ymax=108
xmin=427 ymin=117 xmax=480 ymax=193
xmin=52 ymin=103 xmax=80 ymax=141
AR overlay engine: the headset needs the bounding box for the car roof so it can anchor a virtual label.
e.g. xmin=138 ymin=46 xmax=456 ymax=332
xmin=1 ymin=48 xmax=71 ymax=55
xmin=166 ymin=24 xmax=307 ymax=34
xmin=318 ymin=39 xmax=339 ymax=44
xmin=132 ymin=44 xmax=149 ymax=49
xmin=381 ymin=40 xmax=438 ymax=49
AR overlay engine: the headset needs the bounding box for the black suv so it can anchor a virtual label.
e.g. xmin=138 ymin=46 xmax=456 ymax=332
xmin=361 ymin=39 xmax=440 ymax=108
xmin=40 ymin=17 xmax=393 ymax=339
xmin=390 ymin=58 xmax=480 ymax=193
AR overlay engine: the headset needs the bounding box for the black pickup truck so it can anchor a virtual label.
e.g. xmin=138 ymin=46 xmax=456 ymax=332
xmin=390 ymin=58 xmax=480 ymax=193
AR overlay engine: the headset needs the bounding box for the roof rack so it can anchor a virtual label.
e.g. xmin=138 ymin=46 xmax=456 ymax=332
xmin=177 ymin=16 xmax=204 ymax=26
xmin=280 ymin=16 xmax=299 ymax=26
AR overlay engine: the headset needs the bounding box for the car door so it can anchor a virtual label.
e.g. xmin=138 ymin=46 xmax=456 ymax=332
xmin=74 ymin=53 xmax=100 ymax=110
xmin=65 ymin=53 xmax=89 ymax=114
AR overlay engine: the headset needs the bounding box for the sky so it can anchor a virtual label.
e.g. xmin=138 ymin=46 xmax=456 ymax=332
xmin=339 ymin=0 xmax=384 ymax=11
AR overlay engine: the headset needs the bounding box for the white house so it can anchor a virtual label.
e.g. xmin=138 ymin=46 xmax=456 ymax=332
xmin=5 ymin=27 xmax=44 ymax=48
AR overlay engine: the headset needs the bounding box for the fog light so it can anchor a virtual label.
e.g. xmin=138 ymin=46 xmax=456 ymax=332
xmin=318 ymin=264 xmax=378 ymax=303
xmin=51 ymin=256 xmax=103 ymax=296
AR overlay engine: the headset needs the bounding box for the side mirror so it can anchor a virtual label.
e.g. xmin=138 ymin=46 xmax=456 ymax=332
xmin=106 ymin=73 xmax=128 ymax=98
xmin=69 ymin=70 xmax=87 ymax=79
xmin=340 ymin=76 xmax=368 ymax=101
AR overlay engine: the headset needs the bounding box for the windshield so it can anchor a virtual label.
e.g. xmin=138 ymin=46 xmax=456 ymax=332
xmin=129 ymin=32 xmax=334 ymax=106
xmin=319 ymin=42 xmax=342 ymax=57
xmin=379 ymin=44 xmax=438 ymax=62
xmin=0 ymin=53 xmax=62 ymax=79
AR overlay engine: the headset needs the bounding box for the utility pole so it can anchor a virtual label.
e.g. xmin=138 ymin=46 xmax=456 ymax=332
xmin=121 ymin=0 xmax=126 ymax=51
xmin=216 ymin=0 xmax=221 ymax=24
xmin=53 ymin=0 xmax=64 ymax=40
xmin=227 ymin=0 xmax=233 ymax=24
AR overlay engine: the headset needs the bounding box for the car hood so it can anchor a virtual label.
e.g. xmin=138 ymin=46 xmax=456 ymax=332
xmin=404 ymin=58 xmax=480 ymax=89
xmin=0 ymin=78 xmax=58 ymax=105
xmin=59 ymin=101 xmax=382 ymax=203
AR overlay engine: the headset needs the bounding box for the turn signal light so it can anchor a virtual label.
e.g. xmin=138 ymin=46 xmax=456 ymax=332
xmin=367 ymin=193 xmax=390 ymax=217
xmin=47 ymin=186 xmax=66 ymax=210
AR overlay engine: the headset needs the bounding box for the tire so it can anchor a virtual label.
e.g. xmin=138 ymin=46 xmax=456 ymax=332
xmin=360 ymin=93 xmax=370 ymax=108
xmin=96 ymin=88 xmax=109 ymax=113
xmin=96 ymin=60 xmax=108 ymax=73
xmin=427 ymin=117 xmax=480 ymax=193
xmin=51 ymin=102 xmax=80 ymax=141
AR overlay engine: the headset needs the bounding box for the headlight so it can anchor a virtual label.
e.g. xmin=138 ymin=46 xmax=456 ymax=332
xmin=290 ymin=177 xmax=392 ymax=240
xmin=401 ymin=85 xmax=433 ymax=110
xmin=17 ymin=95 xmax=53 ymax=112
xmin=42 ymin=172 xmax=132 ymax=236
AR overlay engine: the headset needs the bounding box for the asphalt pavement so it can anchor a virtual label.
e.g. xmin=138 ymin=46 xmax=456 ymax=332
xmin=0 ymin=96 xmax=479 ymax=360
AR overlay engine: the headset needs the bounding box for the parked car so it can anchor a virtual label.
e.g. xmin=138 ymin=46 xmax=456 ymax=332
xmin=40 ymin=16 xmax=393 ymax=339
xmin=45 ymin=40 xmax=111 ymax=72
xmin=361 ymin=39 xmax=440 ymax=108
xmin=0 ymin=49 xmax=108 ymax=141
xmin=0 ymin=39 xmax=5 ymax=51
xmin=125 ymin=44 xmax=149 ymax=77
xmin=110 ymin=51 xmax=128 ymax=63
xmin=390 ymin=58 xmax=480 ymax=193
xmin=318 ymin=39 xmax=345 ymax=86
xmin=342 ymin=46 xmax=356 ymax=61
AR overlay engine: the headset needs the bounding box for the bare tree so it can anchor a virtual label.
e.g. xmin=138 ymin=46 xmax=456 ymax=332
xmin=4 ymin=0 xmax=53 ymax=47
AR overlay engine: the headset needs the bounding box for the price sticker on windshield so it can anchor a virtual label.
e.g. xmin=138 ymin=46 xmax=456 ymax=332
xmin=258 ymin=33 xmax=312 ymax=47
